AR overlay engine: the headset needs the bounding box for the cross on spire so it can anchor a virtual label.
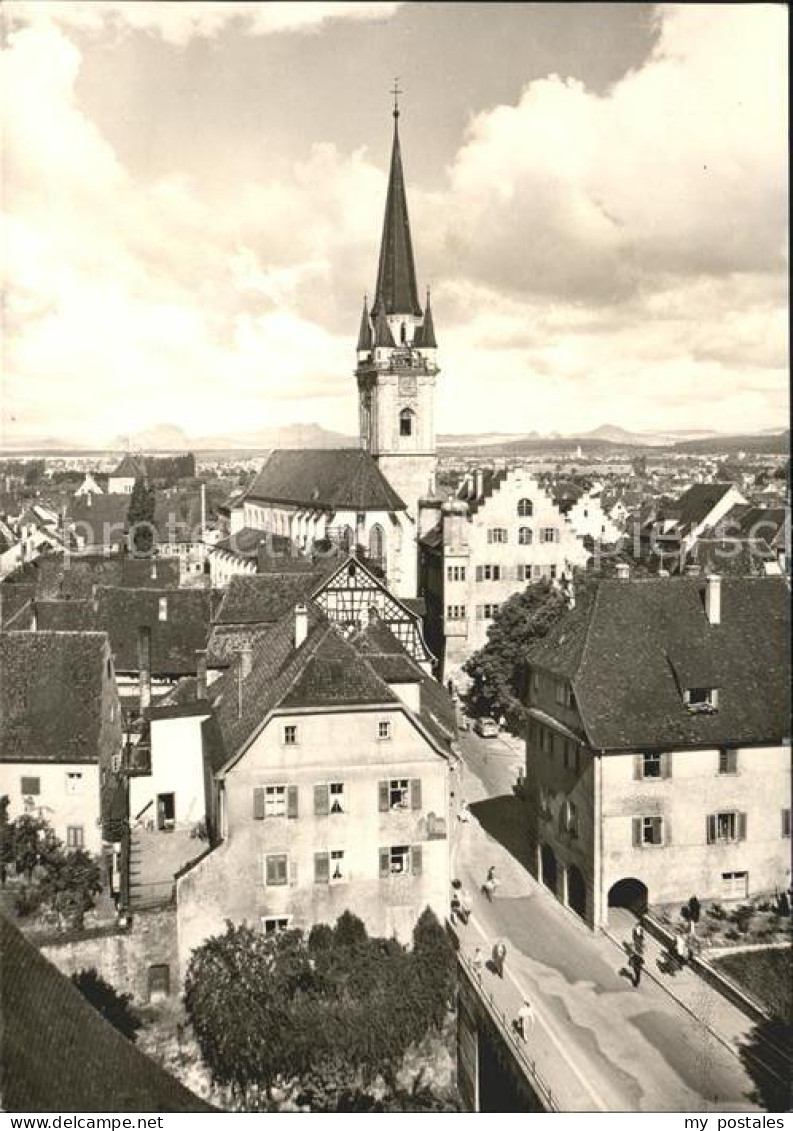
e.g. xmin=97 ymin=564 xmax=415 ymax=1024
xmin=391 ymin=77 xmax=402 ymax=119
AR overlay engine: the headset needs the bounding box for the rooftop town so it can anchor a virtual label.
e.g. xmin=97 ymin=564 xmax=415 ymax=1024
xmin=1 ymin=76 xmax=790 ymax=1117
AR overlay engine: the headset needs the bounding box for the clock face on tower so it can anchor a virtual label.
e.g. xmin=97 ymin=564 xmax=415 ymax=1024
xmin=398 ymin=374 xmax=417 ymax=397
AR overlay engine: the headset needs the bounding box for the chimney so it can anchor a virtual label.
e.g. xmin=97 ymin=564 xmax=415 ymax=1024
xmin=705 ymin=574 xmax=721 ymax=626
xmin=29 ymin=599 xmax=38 ymax=632
xmin=138 ymin=626 xmax=152 ymax=715
xmin=615 ymin=562 xmax=630 ymax=581
xmin=86 ymin=492 xmax=92 ymax=508
xmin=295 ymin=603 xmax=309 ymax=649
xmin=195 ymin=649 xmax=207 ymax=700
xmin=91 ymin=583 xmax=100 ymax=614
xmin=150 ymin=560 xmax=158 ymax=580
xmin=474 ymin=468 xmax=484 ymax=500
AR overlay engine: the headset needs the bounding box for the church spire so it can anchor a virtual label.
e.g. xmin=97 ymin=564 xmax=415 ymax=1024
xmin=356 ymin=295 xmax=373 ymax=351
xmin=371 ymin=92 xmax=422 ymax=319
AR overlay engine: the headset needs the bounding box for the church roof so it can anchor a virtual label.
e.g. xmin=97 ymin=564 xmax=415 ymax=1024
xmin=111 ymin=454 xmax=147 ymax=479
xmin=414 ymin=289 xmax=437 ymax=348
xmin=246 ymin=449 xmax=406 ymax=512
xmin=371 ymin=117 xmax=422 ymax=318
xmin=356 ymin=296 xmax=374 ymax=351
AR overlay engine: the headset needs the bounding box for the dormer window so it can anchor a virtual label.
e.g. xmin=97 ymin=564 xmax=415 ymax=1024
xmin=685 ymin=687 xmax=719 ymax=712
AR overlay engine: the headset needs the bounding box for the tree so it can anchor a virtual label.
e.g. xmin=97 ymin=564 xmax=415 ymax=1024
xmin=39 ymin=848 xmax=102 ymax=928
xmin=412 ymin=908 xmax=456 ymax=1028
xmin=12 ymin=814 xmax=61 ymax=882
xmin=71 ymin=969 xmax=142 ymax=1041
xmin=126 ymin=478 xmax=156 ymax=555
xmin=0 ymin=796 xmax=12 ymax=886
xmin=463 ymin=580 xmax=570 ymax=730
xmin=682 ymin=894 xmax=702 ymax=935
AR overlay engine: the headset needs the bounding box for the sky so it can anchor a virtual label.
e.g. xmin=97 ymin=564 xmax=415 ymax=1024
xmin=1 ymin=1 xmax=788 ymax=447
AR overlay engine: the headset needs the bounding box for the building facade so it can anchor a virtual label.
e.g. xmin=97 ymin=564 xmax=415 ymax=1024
xmin=420 ymin=468 xmax=590 ymax=684
xmin=522 ymin=575 xmax=791 ymax=929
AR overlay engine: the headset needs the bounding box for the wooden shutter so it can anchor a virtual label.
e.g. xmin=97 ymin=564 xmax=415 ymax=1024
xmin=378 ymin=781 xmax=390 ymax=812
xmin=737 ymin=812 xmax=747 ymax=841
xmin=21 ymin=776 xmax=40 ymax=795
xmin=706 ymin=814 xmax=717 ymax=844
xmin=253 ymin=787 xmax=265 ymax=820
xmin=314 ymin=852 xmax=330 ymax=884
xmin=379 ymin=848 xmax=390 ymax=878
xmin=661 ymin=752 xmax=672 ymax=779
xmin=661 ymin=817 xmax=670 ymax=845
xmin=287 ymin=785 xmax=299 ymax=819
xmin=633 ymin=755 xmax=644 ymax=780
xmin=411 ymin=845 xmax=423 ymax=876
xmin=314 ymin=783 xmax=329 ymax=816
xmin=632 ymin=817 xmax=642 ymax=847
xmin=727 ymin=748 xmax=738 ymax=774
xmin=475 ymin=565 xmax=483 ymax=582
xmin=410 ymin=779 xmax=422 ymax=811
xmin=783 ymin=809 xmax=791 ymax=838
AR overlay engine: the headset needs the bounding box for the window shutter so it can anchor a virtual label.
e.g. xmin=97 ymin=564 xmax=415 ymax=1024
xmin=314 ymin=783 xmax=330 ymax=816
xmin=633 ymin=755 xmax=643 ymax=780
xmin=378 ymin=781 xmax=389 ymax=812
xmin=287 ymin=785 xmax=299 ymax=819
xmin=661 ymin=752 xmax=672 ymax=779
xmin=783 ymin=809 xmax=791 ymax=838
xmin=379 ymin=848 xmax=390 ymax=878
xmin=475 ymin=565 xmax=483 ymax=582
xmin=727 ymin=748 xmax=738 ymax=774
xmin=289 ymin=860 xmax=298 ymax=886
xmin=662 ymin=817 xmax=670 ymax=845
xmin=411 ymin=845 xmax=423 ymax=876
xmin=253 ymin=787 xmax=265 ymax=821
xmin=632 ymin=817 xmax=642 ymax=847
xmin=737 ymin=812 xmax=747 ymax=841
xmin=410 ymin=779 xmax=422 ymax=811
xmin=314 ymin=852 xmax=330 ymax=884
xmin=707 ymin=814 xmax=717 ymax=844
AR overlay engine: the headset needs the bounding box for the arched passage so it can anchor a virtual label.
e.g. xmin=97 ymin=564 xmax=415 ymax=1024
xmin=608 ymin=877 xmax=648 ymax=917
xmin=540 ymin=844 xmax=557 ymax=894
xmin=567 ymin=865 xmax=587 ymax=920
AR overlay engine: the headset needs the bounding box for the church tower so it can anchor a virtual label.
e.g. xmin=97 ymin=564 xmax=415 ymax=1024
xmin=356 ymin=94 xmax=439 ymax=552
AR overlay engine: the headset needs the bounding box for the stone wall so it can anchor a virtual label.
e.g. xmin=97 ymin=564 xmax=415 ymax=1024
xmin=40 ymin=907 xmax=178 ymax=1006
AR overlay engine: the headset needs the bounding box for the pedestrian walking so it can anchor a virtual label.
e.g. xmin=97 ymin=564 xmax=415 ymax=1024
xmin=492 ymin=939 xmax=507 ymax=978
xmin=632 ymin=920 xmax=645 ymax=955
xmin=471 ymin=946 xmax=484 ymax=981
xmin=629 ymin=950 xmax=644 ymax=987
xmin=458 ymin=799 xmax=470 ymax=823
xmin=516 ymin=998 xmax=535 ymax=1041
xmin=674 ymin=932 xmax=688 ymax=969
xmin=459 ymin=888 xmax=472 ymax=924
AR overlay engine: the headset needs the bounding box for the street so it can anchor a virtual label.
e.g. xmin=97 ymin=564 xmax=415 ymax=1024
xmin=451 ymin=729 xmax=764 ymax=1112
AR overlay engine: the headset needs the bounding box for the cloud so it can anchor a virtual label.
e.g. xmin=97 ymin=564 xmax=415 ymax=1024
xmin=5 ymin=1 xmax=402 ymax=45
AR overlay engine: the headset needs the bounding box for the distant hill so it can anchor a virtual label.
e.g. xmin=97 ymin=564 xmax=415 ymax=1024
xmin=673 ymin=430 xmax=789 ymax=454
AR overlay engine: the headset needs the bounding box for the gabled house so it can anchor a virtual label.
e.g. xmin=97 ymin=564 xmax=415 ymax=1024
xmin=108 ymin=454 xmax=147 ymax=495
xmin=0 ymin=631 xmax=123 ymax=854
xmin=174 ymin=602 xmax=454 ymax=969
xmin=523 ymin=575 xmax=791 ymax=928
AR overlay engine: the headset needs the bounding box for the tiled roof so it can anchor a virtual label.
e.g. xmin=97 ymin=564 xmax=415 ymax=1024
xmin=677 ymin=538 xmax=778 ymax=577
xmin=0 ymin=584 xmax=35 ymax=628
xmin=281 ymin=630 xmax=399 ymax=710
xmin=206 ymin=623 xmax=274 ymax=667
xmin=34 ymin=588 xmax=217 ymax=675
xmin=214 ymin=573 xmax=321 ymax=626
xmin=672 ymin=482 xmax=737 ymax=533
xmin=0 ymin=632 xmax=109 ymax=764
xmin=528 ymin=576 xmax=791 ymax=750
xmin=246 ymin=450 xmax=406 ymax=512
xmin=110 ymin=454 xmax=147 ymax=478
xmin=0 ymin=916 xmax=212 ymax=1112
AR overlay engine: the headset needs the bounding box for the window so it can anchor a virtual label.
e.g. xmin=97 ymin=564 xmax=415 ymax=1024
xmin=20 ymin=776 xmax=40 ymax=796
xmin=379 ymin=844 xmax=422 ymax=877
xmin=707 ymin=811 xmax=746 ymax=844
xmin=554 ymin=682 xmax=572 ymax=707
xmin=66 ymin=826 xmax=84 ymax=849
xmin=253 ymin=784 xmax=298 ymax=819
xmin=475 ymin=564 xmax=502 ymax=582
xmin=446 ymin=604 xmax=466 ymax=619
xmin=379 ymin=778 xmax=421 ymax=812
xmin=481 ymin=603 xmax=499 ymax=619
xmin=718 ymin=748 xmax=738 ymax=775
xmin=399 ymin=408 xmax=414 ymax=437
xmin=447 ymin=565 xmax=466 ymax=582
xmin=283 ymin=724 xmax=298 ymax=745
xmin=721 ymin=871 xmax=748 ymax=899
xmin=158 ymin=597 xmax=168 ymax=622
xmin=378 ymin=720 xmax=392 ymax=741
xmin=65 ymin=772 xmax=83 ymax=794
xmin=516 ymin=564 xmax=534 ymax=582
xmin=111 ymin=753 xmax=122 ymax=773
xmin=265 ymin=854 xmax=288 ymax=886
xmin=314 ymin=850 xmax=346 ymax=884
xmin=518 ymin=527 xmax=533 ymax=545
xmin=642 ymin=753 xmax=661 ymax=779
xmin=517 ymin=499 xmax=534 ymax=518
xmin=262 ymin=916 xmax=291 ymax=935
xmin=487 ymin=528 xmax=508 ymax=544
xmin=685 ymin=687 xmax=718 ymax=711
xmin=549 ymin=564 xmax=558 ymax=580
xmin=632 ymin=816 xmax=664 ymax=846
xmin=562 ymin=800 xmax=578 ymax=838
xmin=782 ymin=809 xmax=791 ymax=838
xmin=540 ymin=528 xmax=558 ymax=543
xmin=147 ymin=964 xmax=171 ymax=1001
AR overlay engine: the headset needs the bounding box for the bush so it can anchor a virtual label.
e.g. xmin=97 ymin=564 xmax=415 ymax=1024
xmin=71 ymin=969 xmax=142 ymax=1041
xmin=725 ymin=928 xmax=740 ymax=941
xmin=14 ymin=884 xmax=44 ymax=918
xmin=708 ymin=903 xmax=727 ymax=921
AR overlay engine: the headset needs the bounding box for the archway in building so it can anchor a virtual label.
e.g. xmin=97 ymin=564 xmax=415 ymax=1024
xmin=608 ymin=877 xmax=648 ymax=917
xmin=540 ymin=844 xmax=557 ymax=894
xmin=567 ymin=865 xmax=587 ymax=920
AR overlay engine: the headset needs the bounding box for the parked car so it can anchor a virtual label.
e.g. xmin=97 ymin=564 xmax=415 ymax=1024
xmin=473 ymin=717 xmax=499 ymax=738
